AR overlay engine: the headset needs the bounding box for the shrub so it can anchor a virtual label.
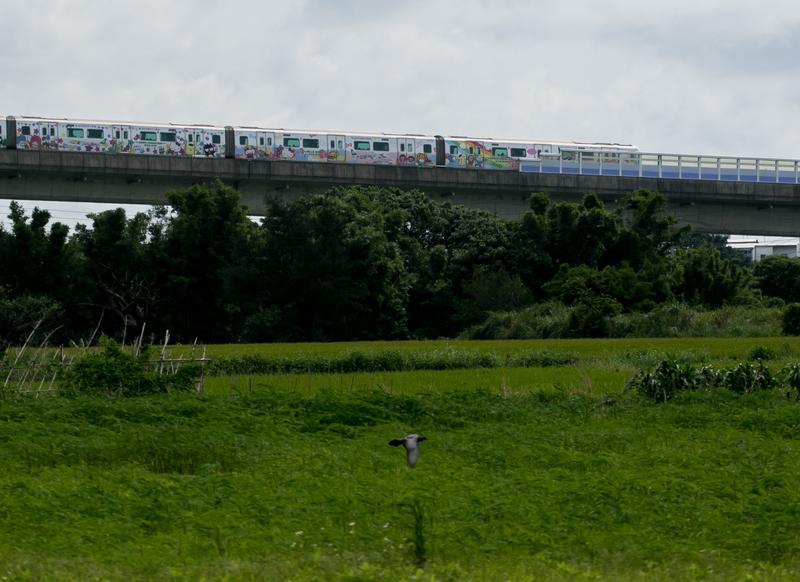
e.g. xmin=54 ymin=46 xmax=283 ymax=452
xmin=721 ymin=362 xmax=776 ymax=395
xmin=782 ymin=304 xmax=800 ymax=335
xmin=782 ymin=363 xmax=800 ymax=400
xmin=61 ymin=337 xmax=200 ymax=397
xmin=626 ymin=359 xmax=702 ymax=403
xmin=566 ymin=294 xmax=622 ymax=338
xmin=748 ymin=346 xmax=775 ymax=361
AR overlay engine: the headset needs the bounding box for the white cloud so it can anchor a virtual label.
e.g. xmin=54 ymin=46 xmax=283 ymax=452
xmin=5 ymin=0 xmax=800 ymax=157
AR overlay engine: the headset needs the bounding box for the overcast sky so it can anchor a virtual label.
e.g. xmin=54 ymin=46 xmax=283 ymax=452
xmin=3 ymin=0 xmax=800 ymax=236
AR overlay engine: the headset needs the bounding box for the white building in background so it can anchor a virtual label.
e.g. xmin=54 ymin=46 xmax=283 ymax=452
xmin=751 ymin=243 xmax=799 ymax=262
xmin=727 ymin=236 xmax=800 ymax=262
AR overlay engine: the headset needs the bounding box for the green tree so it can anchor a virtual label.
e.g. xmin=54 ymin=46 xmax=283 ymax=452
xmin=72 ymin=208 xmax=160 ymax=340
xmin=0 ymin=202 xmax=76 ymax=300
xmin=615 ymin=189 xmax=688 ymax=268
xmin=259 ymin=188 xmax=412 ymax=341
xmin=674 ymin=245 xmax=749 ymax=307
xmin=156 ymin=182 xmax=264 ymax=342
xmin=754 ymin=255 xmax=800 ymax=303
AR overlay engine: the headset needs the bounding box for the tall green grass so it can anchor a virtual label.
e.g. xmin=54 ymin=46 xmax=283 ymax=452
xmin=462 ymin=302 xmax=783 ymax=339
xmin=176 ymin=337 xmax=800 ymax=376
xmin=3 ymin=387 xmax=800 ymax=579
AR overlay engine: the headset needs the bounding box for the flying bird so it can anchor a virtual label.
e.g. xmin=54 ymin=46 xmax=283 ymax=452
xmin=389 ymin=434 xmax=427 ymax=468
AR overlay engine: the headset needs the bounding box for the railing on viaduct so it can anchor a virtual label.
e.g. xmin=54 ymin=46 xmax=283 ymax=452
xmin=521 ymin=151 xmax=800 ymax=184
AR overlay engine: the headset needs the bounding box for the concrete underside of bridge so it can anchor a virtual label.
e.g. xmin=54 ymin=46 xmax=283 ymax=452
xmin=2 ymin=149 xmax=800 ymax=236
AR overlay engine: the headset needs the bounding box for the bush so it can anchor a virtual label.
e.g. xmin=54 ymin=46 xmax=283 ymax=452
xmin=61 ymin=337 xmax=200 ymax=397
xmin=748 ymin=346 xmax=776 ymax=361
xmin=782 ymin=363 xmax=800 ymax=400
xmin=626 ymin=359 xmax=704 ymax=403
xmin=782 ymin=304 xmax=800 ymax=335
xmin=567 ymin=294 xmax=621 ymax=338
xmin=629 ymin=358 xmax=790 ymax=402
xmin=721 ymin=362 xmax=776 ymax=395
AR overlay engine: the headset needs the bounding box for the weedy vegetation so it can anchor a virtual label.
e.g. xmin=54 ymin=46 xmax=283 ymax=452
xmin=2 ymin=338 xmax=800 ymax=580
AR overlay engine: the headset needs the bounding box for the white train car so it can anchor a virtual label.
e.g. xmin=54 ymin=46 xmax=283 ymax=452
xmin=127 ymin=123 xmax=226 ymax=158
xmin=232 ymin=128 xmax=439 ymax=167
xmin=442 ymin=136 xmax=638 ymax=171
xmin=11 ymin=116 xmax=228 ymax=157
xmin=342 ymin=132 xmax=437 ymax=166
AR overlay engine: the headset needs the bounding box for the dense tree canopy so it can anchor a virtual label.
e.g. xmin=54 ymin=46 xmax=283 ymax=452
xmin=0 ymin=184 xmax=773 ymax=345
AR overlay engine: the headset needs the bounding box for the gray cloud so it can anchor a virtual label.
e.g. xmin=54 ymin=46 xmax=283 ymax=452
xmin=4 ymin=1 xmax=800 ymax=158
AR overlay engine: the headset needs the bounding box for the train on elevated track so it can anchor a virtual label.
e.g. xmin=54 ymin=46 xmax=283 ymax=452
xmin=1 ymin=115 xmax=638 ymax=171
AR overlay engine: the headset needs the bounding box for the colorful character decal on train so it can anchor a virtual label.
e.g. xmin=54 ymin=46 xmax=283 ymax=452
xmin=445 ymin=141 xmax=491 ymax=169
xmin=272 ymin=135 xmax=326 ymax=162
xmin=347 ymin=138 xmax=396 ymax=165
xmin=2 ymin=115 xmax=640 ymax=167
xmin=236 ymin=142 xmax=259 ymax=159
xmin=114 ymin=137 xmax=133 ymax=153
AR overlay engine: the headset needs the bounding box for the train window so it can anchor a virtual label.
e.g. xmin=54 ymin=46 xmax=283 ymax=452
xmin=492 ymin=147 xmax=508 ymax=156
xmin=423 ymin=144 xmax=432 ymax=154
xmin=400 ymin=144 xmax=405 ymax=152
xmin=510 ymin=148 xmax=527 ymax=158
xmin=303 ymin=138 xmax=319 ymax=149
xmin=160 ymin=132 xmax=176 ymax=142
xmin=449 ymin=145 xmax=458 ymax=154
xmin=87 ymin=129 xmax=104 ymax=139
xmin=212 ymin=135 xmax=221 ymax=144
xmin=49 ymin=127 xmax=55 ymax=136
xmin=354 ymin=141 xmax=370 ymax=150
xmin=284 ymin=137 xmax=301 ymax=147
xmin=141 ymin=131 xmax=157 ymax=141
xmin=268 ymin=137 xmax=273 ymax=146
xmin=21 ymin=126 xmax=31 ymax=136
xmin=338 ymin=140 xmax=343 ymax=149
xmin=188 ymin=134 xmax=193 ymax=143
xmin=330 ymin=140 xmax=335 ymax=149
xmin=124 ymin=131 xmax=129 ymax=139
xmin=373 ymin=142 xmax=389 ymax=151
xmin=67 ymin=128 xmax=84 ymax=138
xmin=469 ymin=147 xmax=474 ymax=155
xmin=239 ymin=136 xmax=249 ymax=146
xmin=115 ymin=131 xmax=120 ymax=139
xmin=260 ymin=137 xmax=265 ymax=146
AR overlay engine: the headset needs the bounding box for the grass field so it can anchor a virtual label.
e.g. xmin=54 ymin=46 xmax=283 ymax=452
xmin=3 ymin=337 xmax=800 ymax=580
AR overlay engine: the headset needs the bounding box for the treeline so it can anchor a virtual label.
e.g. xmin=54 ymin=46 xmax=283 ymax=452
xmin=0 ymin=183 xmax=796 ymax=346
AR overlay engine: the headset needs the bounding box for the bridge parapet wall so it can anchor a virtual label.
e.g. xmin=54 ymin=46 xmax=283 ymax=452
xmin=2 ymin=149 xmax=800 ymax=235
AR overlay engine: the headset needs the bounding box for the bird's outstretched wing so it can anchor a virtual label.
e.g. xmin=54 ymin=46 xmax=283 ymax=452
xmin=389 ymin=439 xmax=405 ymax=447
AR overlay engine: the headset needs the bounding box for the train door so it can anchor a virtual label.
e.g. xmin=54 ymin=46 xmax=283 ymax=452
xmin=112 ymin=125 xmax=131 ymax=153
xmin=205 ymin=129 xmax=225 ymax=158
xmin=261 ymin=132 xmax=275 ymax=159
xmin=194 ymin=129 xmax=224 ymax=157
xmin=236 ymin=129 xmax=259 ymax=159
xmin=255 ymin=131 xmax=269 ymax=159
xmin=38 ymin=121 xmax=57 ymax=149
xmin=327 ymin=134 xmax=345 ymax=162
xmin=399 ymin=138 xmax=415 ymax=165
xmin=185 ymin=130 xmax=202 ymax=157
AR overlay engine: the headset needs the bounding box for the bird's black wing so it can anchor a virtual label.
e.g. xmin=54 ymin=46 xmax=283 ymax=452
xmin=389 ymin=439 xmax=405 ymax=447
